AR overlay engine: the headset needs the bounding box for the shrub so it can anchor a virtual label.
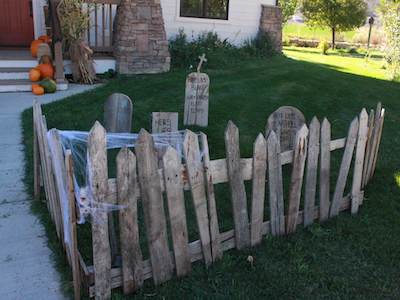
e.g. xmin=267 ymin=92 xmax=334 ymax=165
xmin=169 ymin=29 xmax=277 ymax=69
xmin=318 ymin=40 xmax=329 ymax=55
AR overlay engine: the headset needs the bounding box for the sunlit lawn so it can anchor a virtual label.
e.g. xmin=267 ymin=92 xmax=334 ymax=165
xmin=284 ymin=46 xmax=387 ymax=79
xmin=22 ymin=47 xmax=400 ymax=299
xmin=284 ymin=23 xmax=357 ymax=42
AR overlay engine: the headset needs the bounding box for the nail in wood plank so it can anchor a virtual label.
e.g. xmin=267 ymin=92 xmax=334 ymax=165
xmin=136 ymin=129 xmax=173 ymax=284
xmin=224 ymin=121 xmax=250 ymax=249
xmin=250 ymin=133 xmax=267 ymax=246
xmin=286 ymin=125 xmax=308 ymax=234
xmin=162 ymin=147 xmax=192 ymax=276
xmin=267 ymin=131 xmax=285 ymax=235
xmin=87 ymin=121 xmax=111 ymax=299
xmin=330 ymin=117 xmax=359 ymax=218
xmin=351 ymin=109 xmax=368 ymax=215
xmin=116 ymin=148 xmax=144 ymax=293
xmin=199 ymin=133 xmax=222 ymax=261
xmin=304 ymin=117 xmax=320 ymax=227
xmin=183 ymin=130 xmax=213 ymax=265
xmin=319 ymin=118 xmax=331 ymax=223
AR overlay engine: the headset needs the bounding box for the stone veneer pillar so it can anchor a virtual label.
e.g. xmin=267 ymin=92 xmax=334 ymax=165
xmin=114 ymin=0 xmax=170 ymax=74
xmin=259 ymin=5 xmax=283 ymax=53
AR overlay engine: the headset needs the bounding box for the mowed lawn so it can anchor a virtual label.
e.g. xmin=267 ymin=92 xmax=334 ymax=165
xmin=22 ymin=47 xmax=400 ymax=299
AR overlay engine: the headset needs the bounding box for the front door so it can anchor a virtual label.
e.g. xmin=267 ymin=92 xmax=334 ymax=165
xmin=0 ymin=0 xmax=34 ymax=47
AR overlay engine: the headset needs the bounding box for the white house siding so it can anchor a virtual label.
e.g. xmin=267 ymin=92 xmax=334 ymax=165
xmin=160 ymin=0 xmax=276 ymax=45
xmin=33 ymin=0 xmax=276 ymax=48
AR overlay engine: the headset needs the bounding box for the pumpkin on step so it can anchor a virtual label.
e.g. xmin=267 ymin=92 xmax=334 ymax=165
xmin=38 ymin=35 xmax=52 ymax=44
xmin=39 ymin=78 xmax=57 ymax=94
xmin=30 ymin=39 xmax=44 ymax=57
xmin=37 ymin=63 xmax=55 ymax=79
xmin=39 ymin=55 xmax=53 ymax=65
xmin=32 ymin=84 xmax=45 ymax=96
xmin=29 ymin=69 xmax=41 ymax=82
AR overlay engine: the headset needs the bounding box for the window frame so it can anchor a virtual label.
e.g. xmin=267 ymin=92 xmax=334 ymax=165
xmin=178 ymin=0 xmax=230 ymax=21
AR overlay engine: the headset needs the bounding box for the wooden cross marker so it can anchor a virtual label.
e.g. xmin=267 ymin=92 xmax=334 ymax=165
xmin=197 ymin=54 xmax=207 ymax=73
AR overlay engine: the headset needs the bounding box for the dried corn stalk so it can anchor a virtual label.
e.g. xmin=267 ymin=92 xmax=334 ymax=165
xmin=57 ymin=0 xmax=96 ymax=84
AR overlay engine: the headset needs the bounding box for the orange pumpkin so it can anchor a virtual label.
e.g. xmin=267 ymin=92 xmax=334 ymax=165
xmin=30 ymin=40 xmax=44 ymax=57
xmin=38 ymin=35 xmax=52 ymax=44
xmin=32 ymin=85 xmax=45 ymax=96
xmin=37 ymin=63 xmax=55 ymax=79
xmin=29 ymin=69 xmax=41 ymax=82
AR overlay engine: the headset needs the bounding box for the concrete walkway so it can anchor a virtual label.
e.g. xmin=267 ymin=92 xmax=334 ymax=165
xmin=0 ymin=85 xmax=98 ymax=300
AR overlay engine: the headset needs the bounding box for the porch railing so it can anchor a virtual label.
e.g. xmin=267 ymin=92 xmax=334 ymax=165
xmin=84 ymin=0 xmax=121 ymax=53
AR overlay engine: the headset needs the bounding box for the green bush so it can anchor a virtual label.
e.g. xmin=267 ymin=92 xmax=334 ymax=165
xmin=169 ymin=29 xmax=277 ymax=69
xmin=243 ymin=30 xmax=277 ymax=57
xmin=318 ymin=40 xmax=329 ymax=55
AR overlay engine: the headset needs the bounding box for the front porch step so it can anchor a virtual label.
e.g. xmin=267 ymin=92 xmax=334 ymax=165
xmin=0 ymin=79 xmax=68 ymax=93
xmin=0 ymin=68 xmax=31 ymax=80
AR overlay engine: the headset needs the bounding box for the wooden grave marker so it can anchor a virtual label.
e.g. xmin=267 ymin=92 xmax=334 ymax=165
xmin=266 ymin=106 xmax=306 ymax=151
xmin=151 ymin=112 xmax=178 ymax=134
xmin=184 ymin=54 xmax=210 ymax=127
xmin=104 ymin=93 xmax=133 ymax=133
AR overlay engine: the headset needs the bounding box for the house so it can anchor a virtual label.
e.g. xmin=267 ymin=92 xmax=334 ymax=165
xmin=0 ymin=0 xmax=282 ymax=92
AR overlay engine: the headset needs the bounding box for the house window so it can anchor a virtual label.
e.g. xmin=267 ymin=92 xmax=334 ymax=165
xmin=180 ymin=0 xmax=229 ymax=20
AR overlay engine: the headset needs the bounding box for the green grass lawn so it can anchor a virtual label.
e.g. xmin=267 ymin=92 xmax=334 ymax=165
xmin=22 ymin=47 xmax=400 ymax=299
xmin=284 ymin=23 xmax=357 ymax=42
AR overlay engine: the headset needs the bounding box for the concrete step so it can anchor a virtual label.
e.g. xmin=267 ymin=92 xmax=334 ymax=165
xmin=0 ymin=79 xmax=68 ymax=93
xmin=0 ymin=67 xmax=31 ymax=80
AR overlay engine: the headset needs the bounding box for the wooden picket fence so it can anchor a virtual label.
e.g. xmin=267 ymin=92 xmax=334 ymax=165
xmin=32 ymin=102 xmax=385 ymax=299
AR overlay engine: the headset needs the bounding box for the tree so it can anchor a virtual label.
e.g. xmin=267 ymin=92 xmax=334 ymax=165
xmin=300 ymin=0 xmax=367 ymax=48
xmin=380 ymin=0 xmax=400 ymax=80
xmin=279 ymin=0 xmax=299 ymax=23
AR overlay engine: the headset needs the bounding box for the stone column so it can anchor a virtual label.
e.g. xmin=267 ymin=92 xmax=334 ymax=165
xmin=114 ymin=0 xmax=170 ymax=74
xmin=259 ymin=5 xmax=283 ymax=53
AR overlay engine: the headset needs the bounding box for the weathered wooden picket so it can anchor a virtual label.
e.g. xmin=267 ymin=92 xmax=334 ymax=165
xmin=32 ymin=102 xmax=385 ymax=299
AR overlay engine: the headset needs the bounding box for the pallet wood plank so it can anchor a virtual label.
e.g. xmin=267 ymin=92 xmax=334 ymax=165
xmin=41 ymin=115 xmax=63 ymax=240
xmin=330 ymin=117 xmax=359 ymax=218
xmin=267 ymin=131 xmax=285 ymax=236
xmin=162 ymin=147 xmax=192 ymax=276
xmin=65 ymin=151 xmax=81 ymax=300
xmin=319 ymin=118 xmax=331 ymax=223
xmin=224 ymin=121 xmax=250 ymax=249
xmin=33 ymin=110 xmax=41 ymax=200
xmin=286 ymin=125 xmax=308 ymax=234
xmin=362 ymin=109 xmax=375 ymax=187
xmin=116 ymin=148 xmax=144 ymax=293
xmin=136 ymin=129 xmax=173 ymax=284
xmin=304 ymin=117 xmax=320 ymax=227
xmin=87 ymin=121 xmax=111 ymax=299
xmin=365 ymin=104 xmax=382 ymax=182
xmin=370 ymin=107 xmax=385 ymax=180
xmin=199 ymin=133 xmax=222 ymax=261
xmin=183 ymin=130 xmax=213 ymax=265
xmin=250 ymin=133 xmax=267 ymax=246
xmin=351 ymin=109 xmax=369 ymax=215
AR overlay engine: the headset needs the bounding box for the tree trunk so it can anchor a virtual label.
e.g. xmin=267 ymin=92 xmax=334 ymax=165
xmin=331 ymin=27 xmax=336 ymax=49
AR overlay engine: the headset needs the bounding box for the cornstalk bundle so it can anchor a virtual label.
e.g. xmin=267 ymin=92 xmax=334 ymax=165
xmin=57 ymin=0 xmax=97 ymax=84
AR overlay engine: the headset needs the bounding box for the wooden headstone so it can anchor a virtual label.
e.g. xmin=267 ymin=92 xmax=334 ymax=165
xmin=151 ymin=112 xmax=179 ymax=134
xmin=266 ymin=106 xmax=306 ymax=151
xmin=184 ymin=54 xmax=210 ymax=127
xmin=104 ymin=93 xmax=133 ymax=133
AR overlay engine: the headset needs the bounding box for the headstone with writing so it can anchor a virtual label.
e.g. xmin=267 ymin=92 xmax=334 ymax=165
xmin=104 ymin=93 xmax=133 ymax=133
xmin=266 ymin=106 xmax=306 ymax=152
xmin=151 ymin=112 xmax=179 ymax=134
xmin=184 ymin=54 xmax=210 ymax=127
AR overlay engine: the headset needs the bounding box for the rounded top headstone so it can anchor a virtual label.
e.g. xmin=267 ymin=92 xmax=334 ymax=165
xmin=104 ymin=93 xmax=133 ymax=133
xmin=266 ymin=106 xmax=306 ymax=152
